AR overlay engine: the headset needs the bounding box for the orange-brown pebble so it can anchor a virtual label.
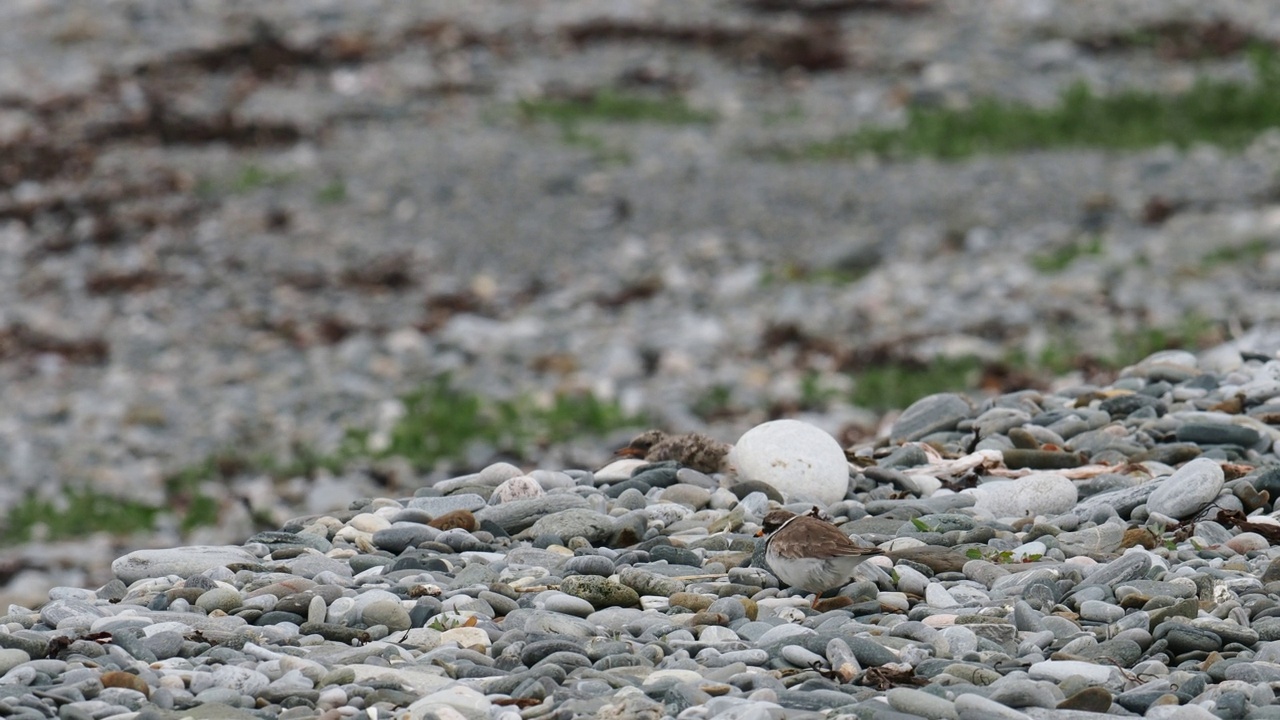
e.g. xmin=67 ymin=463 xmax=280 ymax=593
xmin=101 ymin=670 xmax=150 ymax=698
xmin=429 ymin=509 xmax=478 ymax=532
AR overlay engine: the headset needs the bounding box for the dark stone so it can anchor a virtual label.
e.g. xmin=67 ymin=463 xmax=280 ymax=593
xmin=650 ymin=545 xmax=700 ymax=567
xmin=1001 ymin=449 xmax=1085 ymax=470
xmin=1175 ymin=422 xmax=1261 ymax=447
xmin=729 ymin=480 xmax=785 ymax=504
xmin=1057 ymin=687 xmax=1112 ymax=713
xmin=1099 ymin=394 xmax=1166 ymax=418
xmin=254 ymin=611 xmax=306 ymax=627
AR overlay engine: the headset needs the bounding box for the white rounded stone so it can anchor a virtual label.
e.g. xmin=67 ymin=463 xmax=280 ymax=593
xmin=439 ymin=626 xmax=491 ymax=649
xmin=967 ymin=473 xmax=1077 ymax=519
xmin=728 ymin=420 xmax=850 ymax=505
xmin=490 ymin=475 xmax=544 ymax=504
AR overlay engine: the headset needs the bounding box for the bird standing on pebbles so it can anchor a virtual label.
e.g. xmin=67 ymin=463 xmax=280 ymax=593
xmin=757 ymin=508 xmax=884 ymax=609
xmin=615 ymin=429 xmax=732 ymax=475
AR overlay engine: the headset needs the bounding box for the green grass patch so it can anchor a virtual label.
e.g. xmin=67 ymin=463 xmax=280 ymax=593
xmin=1110 ymin=316 xmax=1222 ymax=368
xmin=1200 ymin=237 xmax=1273 ymax=268
xmin=1 ymin=489 xmax=162 ymax=544
xmin=693 ymin=385 xmax=738 ymax=423
xmin=761 ymin=103 xmax=805 ymax=127
xmin=780 ymin=46 xmax=1280 ymax=160
xmin=1003 ymin=315 xmax=1222 ymax=378
xmin=2 ymin=378 xmax=643 ymax=543
xmin=851 ymin=356 xmax=984 ymax=411
xmin=342 ymin=376 xmax=646 ymax=470
xmin=1031 ymin=235 xmax=1105 ymax=273
xmin=230 ymin=164 xmax=295 ymax=193
xmin=518 ymin=89 xmax=717 ymax=126
xmin=560 ymin=125 xmax=632 ymax=165
xmin=850 ymin=317 xmax=1222 ymax=412
xmin=315 ymin=179 xmax=347 ymax=205
xmin=517 ymin=89 xmax=715 ymax=163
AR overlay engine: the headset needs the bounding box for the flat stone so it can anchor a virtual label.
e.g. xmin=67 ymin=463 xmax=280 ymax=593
xmin=475 ymin=494 xmax=590 ymax=533
xmin=1057 ymin=687 xmax=1113 ymax=713
xmin=1146 ymin=458 xmax=1224 ymax=519
xmin=955 ymin=693 xmax=1034 ymax=720
xmin=523 ymin=508 xmax=614 ymax=544
xmin=968 ymin=473 xmax=1077 ymax=519
xmin=112 ymin=546 xmax=262 ymax=584
xmin=1175 ymin=422 xmax=1261 ymax=447
xmin=405 ymin=494 xmax=487 ymax=515
xmin=1071 ymin=483 xmax=1157 ymax=520
xmin=891 ymin=393 xmax=973 ymax=444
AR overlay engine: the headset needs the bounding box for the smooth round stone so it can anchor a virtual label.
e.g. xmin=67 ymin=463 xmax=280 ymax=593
xmin=491 ymin=475 xmax=545 ymax=504
xmin=895 ymin=565 xmax=930 ymax=595
xmin=560 ymin=576 xmax=640 ymax=609
xmin=1162 ymin=625 xmax=1222 ymax=654
xmin=530 ymin=470 xmax=575 ymax=491
xmin=0 ymin=648 xmax=30 ymax=675
xmin=781 ymin=644 xmax=827 ymax=668
xmin=968 ymin=473 xmax=1077 ymax=519
xmin=926 ymin=584 xmax=961 ymax=609
xmin=1083 ymin=551 xmax=1153 ymax=588
xmin=617 ymin=567 xmax=684 ymax=596
xmin=360 ymin=601 xmax=411 ymax=632
xmin=475 ymin=495 xmax=591 ymax=534
xmin=1176 ymin=422 xmax=1261 ymax=447
xmin=891 ymin=393 xmax=973 ymax=444
xmin=1029 ymin=660 xmax=1114 ymax=684
xmin=728 ymin=420 xmax=850 ymax=505
xmin=1056 ymin=524 xmax=1125 ymax=556
xmin=371 ymin=523 xmax=436 ymax=554
xmin=643 ymin=502 xmax=693 ymax=525
xmin=846 ymin=636 xmax=898 ymax=667
xmin=407 ymin=494 xmax=487 ymax=516
xmin=660 ymin=484 xmax=712 ymax=509
xmin=614 ymin=488 xmax=647 ymax=511
xmin=706 ymin=598 xmax=746 ymax=622
xmin=675 ymin=468 xmax=718 ymax=489
xmin=195 ymin=588 xmax=244 ymax=614
xmin=706 ymin=649 xmax=769 ymax=667
xmin=887 ymin=687 xmax=958 ymax=719
xmin=111 ymin=546 xmax=261 ymax=585
xmin=542 ymin=593 xmax=596 ymax=618
xmin=524 ymin=508 xmax=614 ymax=544
xmin=1227 ymin=532 xmax=1270 ymax=554
xmin=439 ymin=627 xmax=490 ymax=649
xmin=1146 ymin=457 xmax=1225 ymax=519
xmin=209 ymin=665 xmax=270 ymax=695
xmin=562 ymin=554 xmax=615 ymax=577
xmin=670 ymin=592 xmax=716 ymax=612
xmin=939 ymin=626 xmax=978 ymax=657
xmin=348 ymin=513 xmax=391 ymax=533
xmin=1079 ymin=600 xmax=1125 ymax=624
xmin=650 ymin=545 xmax=700 ymax=567
xmin=1010 ymin=541 xmax=1047 ymax=562
xmin=1057 ymin=686 xmax=1113 ymax=713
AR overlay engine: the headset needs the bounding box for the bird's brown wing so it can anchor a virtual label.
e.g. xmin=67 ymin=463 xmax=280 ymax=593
xmin=780 ymin=516 xmax=884 ymax=560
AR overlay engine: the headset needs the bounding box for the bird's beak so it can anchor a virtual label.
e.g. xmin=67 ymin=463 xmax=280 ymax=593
xmin=754 ymin=529 xmax=765 ymax=538
xmin=614 ymin=445 xmax=645 ymax=459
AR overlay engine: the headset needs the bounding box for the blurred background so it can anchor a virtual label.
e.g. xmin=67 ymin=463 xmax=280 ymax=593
xmin=3 ymin=0 xmax=1280 ymax=605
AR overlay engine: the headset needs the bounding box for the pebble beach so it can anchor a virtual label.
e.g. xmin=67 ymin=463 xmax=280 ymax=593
xmin=7 ymin=0 xmax=1280 ymax=718
xmin=9 ymin=346 xmax=1280 ymax=719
